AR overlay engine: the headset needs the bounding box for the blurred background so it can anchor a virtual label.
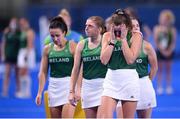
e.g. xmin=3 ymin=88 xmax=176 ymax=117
xmin=0 ymin=0 xmax=180 ymax=118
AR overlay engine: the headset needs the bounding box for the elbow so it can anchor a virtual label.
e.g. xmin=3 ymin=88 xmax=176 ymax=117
xmin=151 ymin=66 xmax=158 ymax=77
xmin=125 ymin=54 xmax=137 ymax=65
xmin=38 ymin=72 xmax=41 ymax=79
xmin=154 ymin=63 xmax=158 ymax=74
xmin=38 ymin=72 xmax=45 ymax=80
xmin=71 ymin=67 xmax=79 ymax=78
xmin=38 ymin=73 xmax=42 ymax=80
xmin=155 ymin=65 xmax=158 ymax=73
xmin=126 ymin=59 xmax=135 ymax=65
xmin=100 ymin=55 xmax=108 ymax=65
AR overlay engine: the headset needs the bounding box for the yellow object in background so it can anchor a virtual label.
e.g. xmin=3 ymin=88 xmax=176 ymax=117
xmin=43 ymin=90 xmax=85 ymax=118
xmin=44 ymin=91 xmax=51 ymax=118
xmin=74 ymin=101 xmax=86 ymax=118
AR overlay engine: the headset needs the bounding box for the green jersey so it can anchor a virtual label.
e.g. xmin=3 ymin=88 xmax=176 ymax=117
xmin=19 ymin=31 xmax=27 ymax=48
xmin=48 ymin=42 xmax=74 ymax=78
xmin=158 ymin=30 xmax=173 ymax=50
xmin=108 ymin=32 xmax=136 ymax=69
xmin=136 ymin=41 xmax=148 ymax=78
xmin=4 ymin=31 xmax=20 ymax=60
xmin=44 ymin=35 xmax=51 ymax=45
xmin=82 ymin=39 xmax=107 ymax=80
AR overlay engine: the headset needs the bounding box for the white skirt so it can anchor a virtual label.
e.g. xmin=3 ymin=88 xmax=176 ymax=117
xmin=27 ymin=48 xmax=36 ymax=69
xmin=81 ymin=78 xmax=104 ymax=108
xmin=136 ymin=76 xmax=157 ymax=110
xmin=48 ymin=77 xmax=70 ymax=107
xmin=17 ymin=48 xmax=36 ymax=69
xmin=18 ymin=48 xmax=28 ymax=68
xmin=102 ymin=69 xmax=140 ymax=101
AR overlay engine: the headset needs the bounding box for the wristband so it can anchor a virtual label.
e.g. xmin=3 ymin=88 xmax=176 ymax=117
xmin=109 ymin=42 xmax=115 ymax=46
xmin=69 ymin=90 xmax=74 ymax=93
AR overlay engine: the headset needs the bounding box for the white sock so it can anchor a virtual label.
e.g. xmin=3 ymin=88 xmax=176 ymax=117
xmin=19 ymin=75 xmax=31 ymax=98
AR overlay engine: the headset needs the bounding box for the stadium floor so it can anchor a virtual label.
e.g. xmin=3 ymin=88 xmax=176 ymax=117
xmin=0 ymin=60 xmax=180 ymax=118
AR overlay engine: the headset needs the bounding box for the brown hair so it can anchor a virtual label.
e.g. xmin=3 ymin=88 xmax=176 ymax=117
xmin=88 ymin=16 xmax=106 ymax=35
xmin=105 ymin=16 xmax=113 ymax=31
xmin=111 ymin=9 xmax=132 ymax=31
xmin=49 ymin=16 xmax=68 ymax=35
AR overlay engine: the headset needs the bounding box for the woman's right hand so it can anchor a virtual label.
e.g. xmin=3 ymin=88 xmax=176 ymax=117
xmin=110 ymin=24 xmax=116 ymax=42
xmin=35 ymin=93 xmax=42 ymax=106
xmin=69 ymin=92 xmax=77 ymax=106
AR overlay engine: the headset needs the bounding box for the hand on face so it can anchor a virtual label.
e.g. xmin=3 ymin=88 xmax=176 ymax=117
xmin=112 ymin=24 xmax=128 ymax=40
xmin=110 ymin=24 xmax=116 ymax=40
xmin=120 ymin=24 xmax=128 ymax=40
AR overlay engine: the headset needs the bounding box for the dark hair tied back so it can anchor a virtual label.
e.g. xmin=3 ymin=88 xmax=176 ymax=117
xmin=112 ymin=8 xmax=132 ymax=31
xmin=49 ymin=16 xmax=68 ymax=35
xmin=114 ymin=9 xmax=125 ymax=15
xmin=114 ymin=9 xmax=130 ymax=20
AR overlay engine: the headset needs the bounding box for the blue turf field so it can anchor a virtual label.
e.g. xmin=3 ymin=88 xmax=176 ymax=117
xmin=0 ymin=60 xmax=180 ymax=118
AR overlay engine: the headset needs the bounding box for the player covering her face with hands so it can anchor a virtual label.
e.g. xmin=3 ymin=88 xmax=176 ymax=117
xmin=98 ymin=9 xmax=142 ymax=118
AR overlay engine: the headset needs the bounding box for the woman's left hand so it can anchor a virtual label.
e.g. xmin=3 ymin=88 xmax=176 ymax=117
xmin=75 ymin=89 xmax=81 ymax=102
xmin=120 ymin=24 xmax=128 ymax=40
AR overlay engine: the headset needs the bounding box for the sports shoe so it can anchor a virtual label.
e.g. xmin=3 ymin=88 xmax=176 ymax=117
xmin=166 ymin=87 xmax=173 ymax=95
xmin=157 ymin=87 xmax=163 ymax=95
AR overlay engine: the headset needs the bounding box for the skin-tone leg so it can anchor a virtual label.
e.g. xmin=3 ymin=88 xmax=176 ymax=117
xmin=137 ymin=108 xmax=152 ymax=118
xmin=97 ymin=105 xmax=101 ymax=117
xmin=2 ymin=63 xmax=11 ymax=96
xmin=157 ymin=61 xmax=163 ymax=88
xmin=122 ymin=101 xmax=137 ymax=118
xmin=84 ymin=106 xmax=98 ymax=118
xmin=18 ymin=67 xmax=29 ymax=96
xmin=50 ymin=106 xmax=62 ymax=118
xmin=97 ymin=96 xmax=117 ymax=118
xmin=116 ymin=106 xmax=123 ymax=118
xmin=62 ymin=103 xmax=75 ymax=118
xmin=14 ymin=65 xmax=20 ymax=92
xmin=166 ymin=60 xmax=172 ymax=88
xmin=19 ymin=67 xmax=28 ymax=76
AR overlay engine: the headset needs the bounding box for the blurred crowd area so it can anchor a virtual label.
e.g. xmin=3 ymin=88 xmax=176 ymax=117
xmin=0 ymin=1 xmax=179 ymax=118
xmin=0 ymin=2 xmax=180 ymax=61
xmin=0 ymin=0 xmax=179 ymax=97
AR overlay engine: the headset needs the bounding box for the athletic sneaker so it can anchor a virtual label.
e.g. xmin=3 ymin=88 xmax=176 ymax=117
xmin=166 ymin=86 xmax=173 ymax=95
xmin=157 ymin=87 xmax=163 ymax=95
